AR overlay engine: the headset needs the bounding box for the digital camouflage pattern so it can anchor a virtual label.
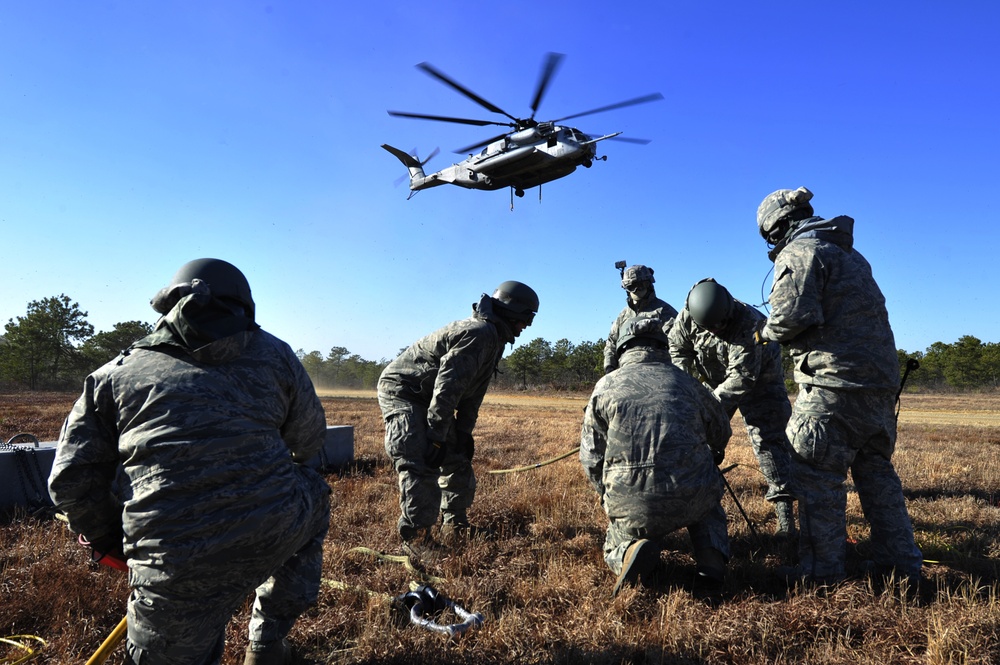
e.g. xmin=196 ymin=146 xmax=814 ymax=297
xmin=760 ymin=215 xmax=900 ymax=391
xmin=49 ymin=298 xmax=330 ymax=662
xmin=580 ymin=346 xmax=732 ymax=574
xmin=669 ymin=300 xmax=793 ymax=502
xmin=762 ymin=212 xmax=921 ymax=582
xmin=603 ymin=294 xmax=678 ymax=373
xmin=621 ymin=264 xmax=655 ymax=289
xmin=789 ymin=384 xmax=922 ymax=580
xmin=378 ymin=295 xmax=513 ymax=537
xmin=756 ymin=186 xmax=814 ymax=242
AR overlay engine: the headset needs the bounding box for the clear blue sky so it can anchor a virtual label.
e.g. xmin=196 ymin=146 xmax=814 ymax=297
xmin=3 ymin=2 xmax=997 ymax=362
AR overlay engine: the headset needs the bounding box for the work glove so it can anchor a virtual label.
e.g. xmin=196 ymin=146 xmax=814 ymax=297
xmin=457 ymin=431 xmax=475 ymax=460
xmin=425 ymin=438 xmax=447 ymax=468
xmin=86 ymin=529 xmax=124 ymax=558
xmin=712 ymin=448 xmax=725 ymax=466
xmin=81 ymin=526 xmax=126 ymax=569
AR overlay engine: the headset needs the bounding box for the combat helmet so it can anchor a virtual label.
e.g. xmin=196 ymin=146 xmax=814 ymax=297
xmin=621 ymin=265 xmax=655 ymax=292
xmin=151 ymin=258 xmax=255 ymax=319
xmin=616 ymin=316 xmax=669 ymax=356
xmin=756 ymin=187 xmax=814 ymax=245
xmin=491 ymin=281 xmax=539 ymax=325
xmin=686 ymin=278 xmax=734 ymax=331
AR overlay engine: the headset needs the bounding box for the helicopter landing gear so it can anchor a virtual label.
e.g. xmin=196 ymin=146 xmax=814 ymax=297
xmin=509 ymin=186 xmax=527 ymax=210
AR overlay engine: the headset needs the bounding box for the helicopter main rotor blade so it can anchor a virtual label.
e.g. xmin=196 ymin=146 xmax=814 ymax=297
xmin=453 ymin=132 xmax=510 ymax=155
xmin=529 ymin=52 xmax=564 ymax=118
xmin=387 ymin=110 xmax=512 ymax=127
xmin=416 ymin=62 xmax=520 ymax=125
xmin=606 ymin=135 xmax=652 ymax=145
xmin=552 ymin=93 xmax=665 ymax=123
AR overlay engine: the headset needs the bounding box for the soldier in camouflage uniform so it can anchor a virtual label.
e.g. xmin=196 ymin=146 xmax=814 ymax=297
xmin=603 ymin=264 xmax=678 ymax=374
xmin=668 ymin=278 xmax=796 ymax=536
xmin=48 ymin=258 xmax=331 ymax=665
xmin=581 ymin=316 xmax=732 ymax=597
xmin=755 ymin=187 xmax=922 ymax=585
xmin=378 ymin=281 xmax=538 ymax=551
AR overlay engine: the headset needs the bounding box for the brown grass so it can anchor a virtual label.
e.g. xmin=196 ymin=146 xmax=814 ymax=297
xmin=2 ymin=391 xmax=1000 ymax=664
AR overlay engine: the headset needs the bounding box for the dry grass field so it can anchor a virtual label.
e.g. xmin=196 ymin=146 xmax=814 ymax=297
xmin=2 ymin=390 xmax=999 ymax=664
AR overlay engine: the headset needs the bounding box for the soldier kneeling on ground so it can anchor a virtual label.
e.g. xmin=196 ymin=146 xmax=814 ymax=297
xmin=580 ymin=315 xmax=733 ymax=597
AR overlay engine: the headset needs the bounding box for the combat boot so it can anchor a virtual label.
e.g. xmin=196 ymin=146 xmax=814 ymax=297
xmin=400 ymin=527 xmax=441 ymax=567
xmin=441 ymin=522 xmax=496 ymax=544
xmin=612 ymin=539 xmax=660 ymax=597
xmin=774 ymin=499 xmax=797 ymax=538
xmin=861 ymin=561 xmax=936 ymax=605
xmin=693 ymin=546 xmax=726 ymax=592
xmin=243 ymin=639 xmax=292 ymax=665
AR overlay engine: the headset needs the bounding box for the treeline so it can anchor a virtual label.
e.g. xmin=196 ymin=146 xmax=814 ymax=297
xmin=897 ymin=336 xmax=1000 ymax=390
xmin=297 ymin=347 xmax=387 ymax=390
xmin=1 ymin=295 xmax=153 ymax=390
xmin=3 ymin=295 xmax=998 ymax=393
xmin=298 ymin=337 xmax=1000 ymax=393
xmin=296 ymin=338 xmax=607 ymax=392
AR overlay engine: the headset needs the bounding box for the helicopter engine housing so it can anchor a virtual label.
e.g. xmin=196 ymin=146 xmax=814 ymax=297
xmin=509 ymin=127 xmax=541 ymax=144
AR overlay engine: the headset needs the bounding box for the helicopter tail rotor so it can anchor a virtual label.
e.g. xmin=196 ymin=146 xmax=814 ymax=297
xmin=392 ymin=147 xmax=440 ymax=186
xmin=383 ymin=143 xmax=431 ymax=188
xmin=417 ymin=147 xmax=440 ymax=166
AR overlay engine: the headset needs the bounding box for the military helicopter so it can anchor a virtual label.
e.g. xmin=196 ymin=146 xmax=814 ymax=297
xmin=382 ymin=53 xmax=663 ymax=201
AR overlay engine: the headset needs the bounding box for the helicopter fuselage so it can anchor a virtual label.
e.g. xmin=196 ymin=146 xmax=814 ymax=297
xmin=383 ymin=124 xmax=620 ymax=196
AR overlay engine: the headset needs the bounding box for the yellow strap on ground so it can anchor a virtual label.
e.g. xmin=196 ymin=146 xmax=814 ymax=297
xmin=322 ymin=578 xmax=392 ymax=599
xmin=84 ymin=615 xmax=127 ymax=665
xmin=0 ymin=634 xmax=47 ymax=665
xmin=346 ymin=547 xmax=445 ymax=584
xmin=487 ymin=447 xmax=580 ymax=475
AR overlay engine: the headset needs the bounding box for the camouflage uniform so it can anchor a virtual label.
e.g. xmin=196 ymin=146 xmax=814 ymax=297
xmin=378 ymin=295 xmax=513 ymax=539
xmin=668 ymin=300 xmax=793 ymax=503
xmin=580 ymin=346 xmax=732 ymax=576
xmin=49 ymin=292 xmax=330 ymax=664
xmin=603 ymin=293 xmax=678 ymax=373
xmin=761 ymin=212 xmax=922 ymax=582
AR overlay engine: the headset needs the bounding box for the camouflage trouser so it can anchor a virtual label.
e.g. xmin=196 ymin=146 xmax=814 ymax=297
xmin=603 ymin=479 xmax=729 ymax=575
xmin=378 ymin=395 xmax=476 ymax=538
xmin=735 ymin=383 xmax=793 ymax=502
xmin=125 ymin=472 xmax=330 ymax=664
xmin=787 ymin=384 xmax=922 ymax=582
